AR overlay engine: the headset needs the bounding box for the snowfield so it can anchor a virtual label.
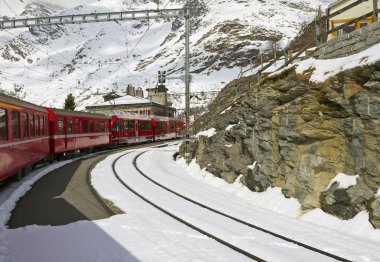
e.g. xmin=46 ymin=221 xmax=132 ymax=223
xmin=0 ymin=0 xmax=334 ymax=110
xmin=0 ymin=144 xmax=379 ymax=261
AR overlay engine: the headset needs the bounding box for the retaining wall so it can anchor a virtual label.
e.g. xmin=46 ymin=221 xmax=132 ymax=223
xmin=313 ymin=21 xmax=380 ymax=59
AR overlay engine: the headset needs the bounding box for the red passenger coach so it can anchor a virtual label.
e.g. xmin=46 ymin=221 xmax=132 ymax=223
xmin=151 ymin=116 xmax=177 ymax=140
xmin=110 ymin=114 xmax=154 ymax=145
xmin=47 ymin=108 xmax=110 ymax=158
xmin=0 ymin=94 xmax=50 ymax=181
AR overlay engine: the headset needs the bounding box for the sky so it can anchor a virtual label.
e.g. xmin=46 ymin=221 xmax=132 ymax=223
xmin=0 ymin=145 xmax=379 ymax=261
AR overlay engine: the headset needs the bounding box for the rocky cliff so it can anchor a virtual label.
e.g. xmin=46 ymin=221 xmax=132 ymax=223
xmin=180 ymin=62 xmax=380 ymax=228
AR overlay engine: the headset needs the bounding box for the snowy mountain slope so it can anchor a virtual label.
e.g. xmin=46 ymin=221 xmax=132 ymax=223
xmin=0 ymin=0 xmax=334 ymax=110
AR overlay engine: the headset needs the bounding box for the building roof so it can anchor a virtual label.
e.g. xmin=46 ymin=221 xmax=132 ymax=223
xmin=89 ymin=95 xmax=152 ymax=107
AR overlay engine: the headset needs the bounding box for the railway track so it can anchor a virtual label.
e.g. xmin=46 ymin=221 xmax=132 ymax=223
xmin=111 ymin=150 xmax=353 ymax=262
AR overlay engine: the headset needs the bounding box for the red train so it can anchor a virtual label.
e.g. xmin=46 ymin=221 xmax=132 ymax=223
xmin=0 ymin=93 xmax=182 ymax=182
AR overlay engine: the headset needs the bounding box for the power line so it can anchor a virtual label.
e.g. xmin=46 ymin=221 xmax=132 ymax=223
xmin=2 ymin=0 xmax=17 ymax=16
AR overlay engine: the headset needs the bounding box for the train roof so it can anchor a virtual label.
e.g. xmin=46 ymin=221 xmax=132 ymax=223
xmin=48 ymin=108 xmax=110 ymax=119
xmin=0 ymin=93 xmax=47 ymax=113
xmin=113 ymin=113 xmax=152 ymax=120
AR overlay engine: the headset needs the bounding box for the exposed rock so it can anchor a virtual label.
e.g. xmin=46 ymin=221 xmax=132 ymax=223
xmin=370 ymin=196 xmax=380 ymax=228
xmin=182 ymin=62 xmax=380 ymax=228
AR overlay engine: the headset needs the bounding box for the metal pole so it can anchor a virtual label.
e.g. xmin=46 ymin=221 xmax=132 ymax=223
xmin=374 ymin=0 xmax=378 ymax=22
xmin=185 ymin=8 xmax=190 ymax=160
xmin=315 ymin=19 xmax=321 ymax=46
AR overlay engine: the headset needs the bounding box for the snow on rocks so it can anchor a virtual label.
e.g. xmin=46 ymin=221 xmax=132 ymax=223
xmin=196 ymin=128 xmax=216 ymax=138
xmin=326 ymin=173 xmax=359 ymax=190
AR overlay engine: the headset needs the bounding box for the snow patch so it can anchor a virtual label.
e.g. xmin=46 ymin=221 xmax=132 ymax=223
xmin=224 ymin=144 xmax=232 ymax=148
xmin=376 ymin=188 xmax=380 ymax=197
xmin=327 ymin=173 xmax=359 ymax=190
xmin=196 ymin=128 xmax=216 ymax=138
xmin=220 ymin=106 xmax=231 ymax=115
xmin=225 ymin=124 xmax=236 ymax=131
xmin=247 ymin=161 xmax=257 ymax=170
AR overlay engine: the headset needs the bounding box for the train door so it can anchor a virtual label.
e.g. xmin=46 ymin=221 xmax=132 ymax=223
xmin=135 ymin=120 xmax=138 ymax=142
xmin=66 ymin=117 xmax=74 ymax=149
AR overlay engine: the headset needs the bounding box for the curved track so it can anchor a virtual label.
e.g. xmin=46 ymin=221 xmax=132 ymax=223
xmin=112 ymin=150 xmax=353 ymax=262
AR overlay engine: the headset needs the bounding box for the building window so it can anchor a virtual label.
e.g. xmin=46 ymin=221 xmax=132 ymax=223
xmin=23 ymin=113 xmax=28 ymax=138
xmin=0 ymin=108 xmax=7 ymax=141
xmin=12 ymin=111 xmax=20 ymax=139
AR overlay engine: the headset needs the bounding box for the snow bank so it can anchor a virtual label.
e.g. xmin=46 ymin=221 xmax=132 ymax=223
xmin=177 ymin=159 xmax=301 ymax=217
xmin=196 ymin=128 xmax=216 ymax=138
xmin=327 ymin=173 xmax=359 ymax=190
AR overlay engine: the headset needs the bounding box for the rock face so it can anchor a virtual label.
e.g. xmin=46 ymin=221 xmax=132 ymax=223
xmin=180 ymin=61 xmax=380 ymax=228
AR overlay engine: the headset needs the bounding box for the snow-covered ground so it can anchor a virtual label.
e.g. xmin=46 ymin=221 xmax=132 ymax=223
xmin=0 ymin=0 xmax=333 ymax=110
xmin=261 ymin=42 xmax=380 ymax=83
xmin=1 ymin=144 xmax=379 ymax=261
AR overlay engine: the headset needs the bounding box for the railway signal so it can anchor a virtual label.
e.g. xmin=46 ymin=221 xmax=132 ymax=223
xmin=158 ymin=70 xmax=166 ymax=85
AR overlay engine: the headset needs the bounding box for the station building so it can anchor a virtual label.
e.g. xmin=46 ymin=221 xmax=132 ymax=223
xmin=328 ymin=0 xmax=379 ymax=40
xmin=86 ymin=85 xmax=176 ymax=117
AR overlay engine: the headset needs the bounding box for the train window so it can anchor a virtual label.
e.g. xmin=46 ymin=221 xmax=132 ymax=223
xmin=67 ymin=119 xmax=73 ymax=134
xmin=75 ymin=119 xmax=79 ymax=133
xmin=43 ymin=117 xmax=47 ymax=135
xmin=124 ymin=120 xmax=134 ymax=132
xmin=58 ymin=118 xmax=64 ymax=135
xmin=170 ymin=122 xmax=175 ymax=131
xmin=83 ymin=120 xmax=88 ymax=133
xmin=30 ymin=114 xmax=35 ymax=137
xmin=39 ymin=116 xmax=44 ymax=135
xmin=111 ymin=119 xmax=119 ymax=132
xmin=35 ymin=115 xmax=40 ymax=136
xmin=89 ymin=120 xmax=94 ymax=133
xmin=105 ymin=121 xmax=108 ymax=132
xmin=140 ymin=121 xmax=151 ymax=131
xmin=156 ymin=122 xmax=164 ymax=132
xmin=0 ymin=108 xmax=7 ymax=141
xmin=100 ymin=121 xmax=105 ymax=132
xmin=12 ymin=111 xmax=21 ymax=139
xmin=22 ymin=113 xmax=29 ymax=138
xmin=95 ymin=121 xmax=100 ymax=132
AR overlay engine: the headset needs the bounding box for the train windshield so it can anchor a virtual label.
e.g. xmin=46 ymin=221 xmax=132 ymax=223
xmin=112 ymin=119 xmax=120 ymax=132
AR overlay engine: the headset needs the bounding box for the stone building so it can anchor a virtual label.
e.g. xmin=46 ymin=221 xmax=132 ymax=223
xmin=328 ymin=0 xmax=380 ymax=40
xmin=86 ymin=85 xmax=176 ymax=117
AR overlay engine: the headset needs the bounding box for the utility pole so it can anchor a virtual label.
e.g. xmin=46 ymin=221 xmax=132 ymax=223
xmin=184 ymin=8 xmax=191 ymax=161
xmin=374 ymin=0 xmax=379 ymax=22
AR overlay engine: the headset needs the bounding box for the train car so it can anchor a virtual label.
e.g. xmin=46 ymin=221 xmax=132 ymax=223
xmin=46 ymin=108 xmax=111 ymax=158
xmin=0 ymin=93 xmax=50 ymax=181
xmin=150 ymin=116 xmax=180 ymax=141
xmin=110 ymin=114 xmax=154 ymax=145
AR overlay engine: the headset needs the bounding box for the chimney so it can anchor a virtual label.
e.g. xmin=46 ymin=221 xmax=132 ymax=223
xmin=126 ymin=84 xmax=135 ymax=96
xmin=136 ymin=87 xmax=144 ymax=98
